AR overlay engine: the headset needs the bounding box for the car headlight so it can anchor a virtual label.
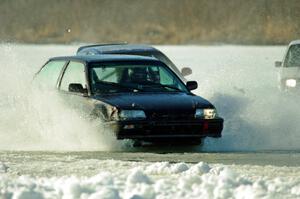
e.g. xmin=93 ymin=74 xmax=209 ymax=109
xmin=195 ymin=108 xmax=218 ymax=119
xmin=286 ymin=79 xmax=297 ymax=87
xmin=119 ymin=110 xmax=146 ymax=120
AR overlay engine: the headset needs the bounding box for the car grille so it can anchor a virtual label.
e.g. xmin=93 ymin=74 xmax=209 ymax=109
xmin=147 ymin=112 xmax=194 ymax=121
xmin=143 ymin=123 xmax=202 ymax=135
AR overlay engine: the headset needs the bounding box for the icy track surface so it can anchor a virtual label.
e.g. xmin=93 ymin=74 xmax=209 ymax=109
xmin=1 ymin=44 xmax=300 ymax=198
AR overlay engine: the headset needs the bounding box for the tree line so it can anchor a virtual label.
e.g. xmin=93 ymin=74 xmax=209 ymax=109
xmin=0 ymin=0 xmax=299 ymax=44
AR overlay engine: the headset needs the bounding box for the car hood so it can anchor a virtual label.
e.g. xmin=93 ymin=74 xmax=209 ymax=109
xmin=93 ymin=92 xmax=213 ymax=112
xmin=281 ymin=67 xmax=300 ymax=79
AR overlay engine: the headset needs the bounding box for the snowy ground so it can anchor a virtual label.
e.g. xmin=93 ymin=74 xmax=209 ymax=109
xmin=1 ymin=44 xmax=300 ymax=198
xmin=1 ymin=151 xmax=300 ymax=199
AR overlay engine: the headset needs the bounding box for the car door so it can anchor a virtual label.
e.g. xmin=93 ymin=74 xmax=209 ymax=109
xmin=58 ymin=60 xmax=95 ymax=118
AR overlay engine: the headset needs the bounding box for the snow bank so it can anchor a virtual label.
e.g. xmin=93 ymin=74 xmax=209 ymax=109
xmin=1 ymin=161 xmax=300 ymax=199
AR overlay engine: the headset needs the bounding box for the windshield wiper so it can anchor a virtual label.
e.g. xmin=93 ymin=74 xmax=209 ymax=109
xmin=159 ymin=84 xmax=182 ymax=92
xmin=141 ymin=82 xmax=182 ymax=92
xmin=95 ymin=81 xmax=143 ymax=92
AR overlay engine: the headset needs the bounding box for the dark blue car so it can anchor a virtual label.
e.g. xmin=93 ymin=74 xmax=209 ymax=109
xmin=34 ymin=54 xmax=223 ymax=145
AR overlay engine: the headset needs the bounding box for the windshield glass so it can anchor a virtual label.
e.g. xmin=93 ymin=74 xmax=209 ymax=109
xmin=89 ymin=62 xmax=188 ymax=94
xmin=102 ymin=50 xmax=184 ymax=81
xmin=285 ymin=44 xmax=300 ymax=67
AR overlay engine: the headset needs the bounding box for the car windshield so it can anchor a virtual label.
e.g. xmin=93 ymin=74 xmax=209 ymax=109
xmin=113 ymin=51 xmax=181 ymax=76
xmin=89 ymin=62 xmax=188 ymax=94
xmin=285 ymin=44 xmax=300 ymax=67
xmin=136 ymin=51 xmax=184 ymax=81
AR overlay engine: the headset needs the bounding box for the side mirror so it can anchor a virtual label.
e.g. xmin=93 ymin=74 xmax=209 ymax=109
xmin=275 ymin=61 xmax=282 ymax=67
xmin=68 ymin=83 xmax=87 ymax=94
xmin=186 ymin=81 xmax=198 ymax=91
xmin=181 ymin=67 xmax=192 ymax=77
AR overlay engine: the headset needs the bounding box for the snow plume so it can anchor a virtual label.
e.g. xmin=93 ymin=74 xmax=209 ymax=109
xmin=202 ymin=90 xmax=300 ymax=151
xmin=0 ymin=44 xmax=123 ymax=151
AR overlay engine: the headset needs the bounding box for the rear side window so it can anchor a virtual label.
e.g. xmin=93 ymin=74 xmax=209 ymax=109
xmin=34 ymin=60 xmax=66 ymax=89
xmin=60 ymin=61 xmax=86 ymax=92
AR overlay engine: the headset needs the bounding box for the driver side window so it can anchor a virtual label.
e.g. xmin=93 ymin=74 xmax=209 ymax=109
xmin=60 ymin=61 xmax=86 ymax=92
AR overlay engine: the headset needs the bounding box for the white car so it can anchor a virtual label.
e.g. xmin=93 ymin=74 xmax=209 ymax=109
xmin=275 ymin=40 xmax=300 ymax=90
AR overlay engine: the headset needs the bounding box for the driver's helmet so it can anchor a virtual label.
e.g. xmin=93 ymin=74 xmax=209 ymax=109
xmin=129 ymin=67 xmax=148 ymax=83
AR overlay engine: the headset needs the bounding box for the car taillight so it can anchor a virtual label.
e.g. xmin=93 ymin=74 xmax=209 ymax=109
xmin=203 ymin=121 xmax=209 ymax=131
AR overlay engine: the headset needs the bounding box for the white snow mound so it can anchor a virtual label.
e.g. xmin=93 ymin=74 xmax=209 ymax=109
xmin=0 ymin=161 xmax=299 ymax=199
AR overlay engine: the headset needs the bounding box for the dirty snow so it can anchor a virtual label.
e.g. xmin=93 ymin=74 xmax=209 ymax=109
xmin=0 ymin=160 xmax=299 ymax=199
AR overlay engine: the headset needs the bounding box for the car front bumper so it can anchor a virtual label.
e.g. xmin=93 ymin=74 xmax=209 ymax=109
xmin=105 ymin=118 xmax=223 ymax=142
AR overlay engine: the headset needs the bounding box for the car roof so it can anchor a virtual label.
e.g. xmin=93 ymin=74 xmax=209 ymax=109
xmin=49 ymin=54 xmax=160 ymax=64
xmin=289 ymin=40 xmax=300 ymax=46
xmin=77 ymin=43 xmax=158 ymax=54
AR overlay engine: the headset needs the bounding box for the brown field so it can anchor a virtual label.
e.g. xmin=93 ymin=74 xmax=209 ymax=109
xmin=0 ymin=0 xmax=299 ymax=44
